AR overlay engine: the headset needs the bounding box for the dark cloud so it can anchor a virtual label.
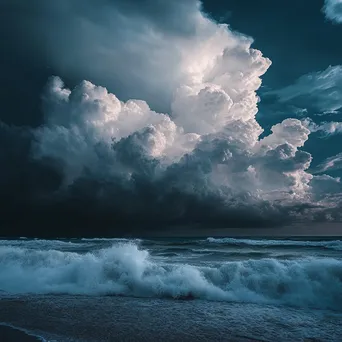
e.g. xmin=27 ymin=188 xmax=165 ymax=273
xmin=0 ymin=0 xmax=207 ymax=116
xmin=0 ymin=0 xmax=342 ymax=237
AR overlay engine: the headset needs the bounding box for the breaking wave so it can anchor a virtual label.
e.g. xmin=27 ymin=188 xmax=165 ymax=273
xmin=0 ymin=243 xmax=341 ymax=311
xmin=206 ymin=237 xmax=342 ymax=251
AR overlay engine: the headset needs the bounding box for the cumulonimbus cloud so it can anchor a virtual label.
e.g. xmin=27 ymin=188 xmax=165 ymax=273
xmin=1 ymin=0 xmax=341 ymax=233
xmin=4 ymin=0 xmax=237 ymax=113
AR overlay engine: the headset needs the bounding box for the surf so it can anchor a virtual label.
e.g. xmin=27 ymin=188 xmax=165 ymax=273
xmin=0 ymin=241 xmax=341 ymax=311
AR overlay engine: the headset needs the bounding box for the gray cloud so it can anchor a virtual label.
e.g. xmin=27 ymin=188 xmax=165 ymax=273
xmin=1 ymin=0 xmax=219 ymax=112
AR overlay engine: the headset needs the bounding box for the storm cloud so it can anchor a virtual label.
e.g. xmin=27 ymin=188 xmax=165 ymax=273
xmin=0 ymin=0 xmax=341 ymax=236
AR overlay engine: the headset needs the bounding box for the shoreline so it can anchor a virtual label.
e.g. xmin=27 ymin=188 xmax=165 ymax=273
xmin=0 ymin=324 xmax=43 ymax=342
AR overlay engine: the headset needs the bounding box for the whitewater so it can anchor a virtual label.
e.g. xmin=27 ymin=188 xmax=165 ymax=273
xmin=0 ymin=237 xmax=342 ymax=341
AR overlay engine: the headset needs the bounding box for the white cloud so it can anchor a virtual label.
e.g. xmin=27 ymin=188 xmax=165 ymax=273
xmin=314 ymin=153 xmax=342 ymax=173
xmin=24 ymin=0 xmax=342 ymax=223
xmin=302 ymin=118 xmax=342 ymax=136
xmin=33 ymin=18 xmax=308 ymax=204
xmin=323 ymin=0 xmax=342 ymax=24
xmin=266 ymin=65 xmax=342 ymax=113
xmin=10 ymin=0 xmax=257 ymax=113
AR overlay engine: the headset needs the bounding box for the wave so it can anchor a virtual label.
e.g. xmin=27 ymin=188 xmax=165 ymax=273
xmin=0 ymin=243 xmax=341 ymax=310
xmin=0 ymin=238 xmax=143 ymax=251
xmin=0 ymin=238 xmax=142 ymax=251
xmin=206 ymin=237 xmax=342 ymax=251
xmin=0 ymin=239 xmax=87 ymax=249
xmin=80 ymin=238 xmax=141 ymax=242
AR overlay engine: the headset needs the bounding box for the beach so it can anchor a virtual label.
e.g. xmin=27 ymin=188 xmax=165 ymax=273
xmin=0 ymin=325 xmax=41 ymax=342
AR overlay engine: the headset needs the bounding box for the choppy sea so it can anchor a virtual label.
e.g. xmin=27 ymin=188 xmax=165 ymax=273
xmin=0 ymin=236 xmax=342 ymax=341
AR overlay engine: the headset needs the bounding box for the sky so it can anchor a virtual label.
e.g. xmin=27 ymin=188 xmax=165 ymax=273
xmin=0 ymin=0 xmax=342 ymax=237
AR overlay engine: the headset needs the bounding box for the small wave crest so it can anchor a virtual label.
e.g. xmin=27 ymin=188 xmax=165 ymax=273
xmin=80 ymin=238 xmax=142 ymax=243
xmin=206 ymin=237 xmax=342 ymax=251
xmin=0 ymin=243 xmax=342 ymax=310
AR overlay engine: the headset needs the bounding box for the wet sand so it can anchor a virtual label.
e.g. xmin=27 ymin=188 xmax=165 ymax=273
xmin=0 ymin=325 xmax=41 ymax=342
xmin=0 ymin=295 xmax=336 ymax=342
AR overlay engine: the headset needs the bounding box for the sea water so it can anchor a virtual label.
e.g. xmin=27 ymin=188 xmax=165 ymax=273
xmin=0 ymin=237 xmax=341 ymax=341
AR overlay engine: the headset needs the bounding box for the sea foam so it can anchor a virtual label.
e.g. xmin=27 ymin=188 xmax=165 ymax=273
xmin=0 ymin=242 xmax=341 ymax=310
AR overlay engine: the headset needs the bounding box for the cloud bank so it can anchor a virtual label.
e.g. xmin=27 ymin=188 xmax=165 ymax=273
xmin=1 ymin=0 xmax=342 ymax=235
xmin=323 ymin=0 xmax=342 ymax=24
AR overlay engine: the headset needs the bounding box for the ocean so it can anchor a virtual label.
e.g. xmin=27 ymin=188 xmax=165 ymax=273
xmin=0 ymin=237 xmax=342 ymax=341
